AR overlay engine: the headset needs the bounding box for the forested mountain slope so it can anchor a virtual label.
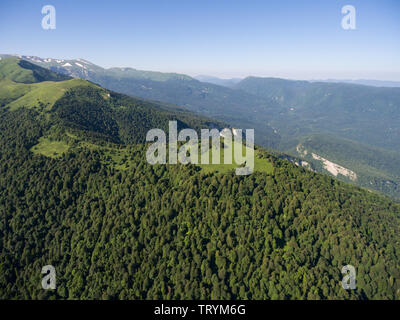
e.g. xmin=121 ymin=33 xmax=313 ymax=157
xmin=12 ymin=54 xmax=400 ymax=201
xmin=0 ymin=58 xmax=400 ymax=300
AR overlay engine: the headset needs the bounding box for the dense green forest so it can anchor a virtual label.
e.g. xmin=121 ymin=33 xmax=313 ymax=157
xmin=1 ymin=108 xmax=400 ymax=300
xmin=1 ymin=58 xmax=400 ymax=300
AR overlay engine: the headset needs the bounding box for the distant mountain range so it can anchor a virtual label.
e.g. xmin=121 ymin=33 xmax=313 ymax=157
xmin=193 ymin=75 xmax=242 ymax=87
xmin=195 ymin=74 xmax=400 ymax=89
xmin=310 ymin=79 xmax=400 ymax=88
xmin=3 ymin=53 xmax=400 ymax=200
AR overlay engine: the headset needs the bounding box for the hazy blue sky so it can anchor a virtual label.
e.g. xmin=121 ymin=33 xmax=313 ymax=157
xmin=1 ymin=0 xmax=399 ymax=80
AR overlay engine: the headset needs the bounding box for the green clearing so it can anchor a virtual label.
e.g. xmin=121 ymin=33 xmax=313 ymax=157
xmin=198 ymin=140 xmax=273 ymax=174
xmin=33 ymin=131 xmax=274 ymax=175
xmin=74 ymin=136 xmax=274 ymax=173
xmin=31 ymin=137 xmax=70 ymax=158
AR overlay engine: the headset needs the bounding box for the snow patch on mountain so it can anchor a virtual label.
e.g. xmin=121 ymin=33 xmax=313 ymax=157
xmin=76 ymin=58 xmax=91 ymax=64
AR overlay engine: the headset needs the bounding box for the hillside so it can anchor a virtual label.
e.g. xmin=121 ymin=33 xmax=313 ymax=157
xmin=12 ymin=54 xmax=400 ymax=201
xmin=9 ymin=54 xmax=281 ymax=149
xmin=292 ymin=134 xmax=400 ymax=200
xmin=233 ymin=76 xmax=400 ymax=200
xmin=0 ymin=57 xmax=400 ymax=300
xmin=8 ymin=55 xmax=400 ymax=152
xmin=0 ymin=57 xmax=71 ymax=84
xmin=0 ymin=58 xmax=227 ymax=143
